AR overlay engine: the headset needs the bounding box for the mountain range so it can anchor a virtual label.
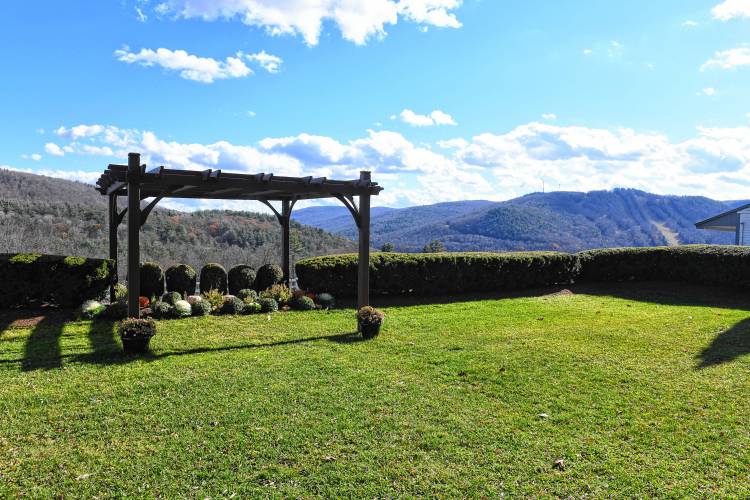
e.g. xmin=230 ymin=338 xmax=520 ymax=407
xmin=292 ymin=189 xmax=745 ymax=252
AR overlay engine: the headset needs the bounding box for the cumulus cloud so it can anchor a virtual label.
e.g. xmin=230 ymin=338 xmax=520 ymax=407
xmin=44 ymin=143 xmax=65 ymax=156
xmin=245 ymin=50 xmax=283 ymax=73
xmin=703 ymin=87 xmax=717 ymax=96
xmin=701 ymin=47 xmax=750 ymax=70
xmin=542 ymin=113 xmax=557 ymax=120
xmin=114 ymin=47 xmax=253 ymax=83
xmin=4 ymin=166 xmax=102 ymax=184
xmin=37 ymin=120 xmax=750 ymax=205
xmin=21 ymin=154 xmax=42 ymax=161
xmin=711 ymin=0 xmax=750 ymax=20
xmin=399 ymin=109 xmax=457 ymax=127
xmin=156 ymin=0 xmax=462 ymax=46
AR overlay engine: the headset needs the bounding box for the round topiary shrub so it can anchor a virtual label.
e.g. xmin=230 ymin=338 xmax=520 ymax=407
xmin=255 ymin=264 xmax=284 ymax=291
xmin=151 ymin=301 xmax=174 ymax=319
xmin=186 ymin=295 xmax=203 ymax=306
xmin=200 ymin=263 xmax=228 ymax=294
xmin=221 ymin=295 xmax=245 ymax=315
xmin=162 ymin=291 xmax=183 ymax=305
xmin=173 ymin=300 xmax=192 ymax=318
xmin=237 ymin=289 xmax=258 ymax=303
xmin=291 ymin=295 xmax=315 ymax=311
xmin=228 ymin=265 xmax=256 ymax=296
xmin=242 ymin=302 xmax=261 ymax=314
xmin=317 ymin=293 xmax=336 ymax=309
xmin=140 ymin=262 xmax=165 ymax=298
xmin=165 ymin=264 xmax=197 ymax=297
xmin=257 ymin=297 xmax=278 ymax=313
xmin=191 ymin=299 xmax=212 ymax=316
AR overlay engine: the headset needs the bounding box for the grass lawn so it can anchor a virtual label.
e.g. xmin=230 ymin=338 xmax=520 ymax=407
xmin=1 ymin=282 xmax=750 ymax=497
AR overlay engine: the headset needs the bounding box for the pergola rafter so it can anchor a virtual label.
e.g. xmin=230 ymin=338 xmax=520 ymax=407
xmin=98 ymin=153 xmax=382 ymax=318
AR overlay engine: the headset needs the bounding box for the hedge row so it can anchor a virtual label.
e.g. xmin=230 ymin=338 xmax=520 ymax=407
xmin=296 ymin=245 xmax=750 ymax=296
xmin=0 ymin=253 xmax=115 ymax=308
xmin=296 ymin=251 xmax=580 ymax=296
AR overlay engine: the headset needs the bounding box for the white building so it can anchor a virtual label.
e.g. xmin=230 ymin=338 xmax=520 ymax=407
xmin=695 ymin=205 xmax=750 ymax=245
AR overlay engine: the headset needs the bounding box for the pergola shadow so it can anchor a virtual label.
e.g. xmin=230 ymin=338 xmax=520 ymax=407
xmin=696 ymin=318 xmax=750 ymax=369
xmin=98 ymin=153 xmax=383 ymax=318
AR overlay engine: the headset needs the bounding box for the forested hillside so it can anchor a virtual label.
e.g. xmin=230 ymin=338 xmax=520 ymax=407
xmin=294 ymin=189 xmax=745 ymax=252
xmin=0 ymin=169 xmax=356 ymax=275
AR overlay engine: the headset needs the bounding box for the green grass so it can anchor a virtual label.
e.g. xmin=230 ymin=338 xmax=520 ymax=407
xmin=1 ymin=283 xmax=750 ymax=497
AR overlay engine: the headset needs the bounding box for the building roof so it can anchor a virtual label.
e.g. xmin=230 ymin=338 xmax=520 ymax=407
xmin=695 ymin=203 xmax=750 ymax=232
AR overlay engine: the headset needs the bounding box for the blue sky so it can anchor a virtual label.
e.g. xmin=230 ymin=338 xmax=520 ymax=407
xmin=2 ymin=0 xmax=750 ymax=208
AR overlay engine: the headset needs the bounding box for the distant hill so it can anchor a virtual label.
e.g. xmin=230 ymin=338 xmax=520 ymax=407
xmin=293 ymin=189 xmax=747 ymax=252
xmin=0 ymin=169 xmax=356 ymax=275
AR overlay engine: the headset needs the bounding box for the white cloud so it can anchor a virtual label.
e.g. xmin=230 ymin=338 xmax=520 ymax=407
xmin=40 ymin=120 xmax=750 ymax=206
xmin=245 ymin=50 xmax=283 ymax=73
xmin=135 ymin=6 xmax=148 ymax=22
xmin=246 ymin=110 xmax=256 ymax=117
xmin=157 ymin=0 xmax=462 ymax=46
xmin=114 ymin=47 xmax=252 ymax=83
xmin=583 ymin=48 xmax=592 ymax=56
xmin=399 ymin=109 xmax=457 ymax=127
xmin=701 ymin=47 xmax=750 ymax=70
xmin=44 ymin=143 xmax=65 ymax=156
xmin=542 ymin=113 xmax=557 ymax=120
xmin=712 ymin=0 xmax=750 ymax=20
xmin=4 ymin=166 xmax=102 ymax=184
xmin=21 ymin=154 xmax=42 ymax=161
xmin=682 ymin=20 xmax=698 ymax=27
xmin=703 ymin=87 xmax=717 ymax=96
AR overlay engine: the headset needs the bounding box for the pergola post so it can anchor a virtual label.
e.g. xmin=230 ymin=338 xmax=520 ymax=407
xmin=108 ymin=194 xmax=118 ymax=302
xmin=126 ymin=153 xmax=141 ymax=318
xmin=357 ymin=171 xmax=371 ymax=309
xmin=281 ymin=199 xmax=291 ymax=287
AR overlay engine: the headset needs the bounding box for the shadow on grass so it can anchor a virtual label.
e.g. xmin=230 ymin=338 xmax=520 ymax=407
xmin=22 ymin=315 xmax=65 ymax=371
xmin=334 ymin=281 xmax=750 ymax=311
xmin=696 ymin=318 xmax=750 ymax=369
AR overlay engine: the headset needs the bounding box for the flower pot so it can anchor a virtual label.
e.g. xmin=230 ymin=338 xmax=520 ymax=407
xmin=121 ymin=336 xmax=152 ymax=354
xmin=360 ymin=322 xmax=382 ymax=339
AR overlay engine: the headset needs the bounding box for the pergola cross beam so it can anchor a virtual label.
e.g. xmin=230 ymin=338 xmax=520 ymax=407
xmin=99 ymin=153 xmax=382 ymax=317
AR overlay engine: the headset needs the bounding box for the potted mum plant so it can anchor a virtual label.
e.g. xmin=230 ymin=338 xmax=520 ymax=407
xmin=118 ymin=318 xmax=157 ymax=354
xmin=356 ymin=306 xmax=384 ymax=339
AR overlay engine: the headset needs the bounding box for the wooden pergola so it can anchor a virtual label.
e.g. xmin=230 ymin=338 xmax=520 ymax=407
xmin=96 ymin=153 xmax=383 ymax=317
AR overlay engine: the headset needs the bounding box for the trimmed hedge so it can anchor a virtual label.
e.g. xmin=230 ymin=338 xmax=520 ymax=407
xmin=200 ymin=263 xmax=228 ymax=294
xmin=577 ymin=245 xmax=750 ymax=288
xmin=296 ymin=252 xmax=580 ymax=296
xmin=165 ymin=264 xmax=197 ymax=297
xmin=297 ymin=246 xmax=750 ymax=297
xmin=0 ymin=253 xmax=115 ymax=308
xmin=228 ymin=265 xmax=256 ymax=296
xmin=140 ymin=262 xmax=165 ymax=298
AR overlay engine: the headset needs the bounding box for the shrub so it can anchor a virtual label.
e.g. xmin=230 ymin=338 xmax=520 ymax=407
xmin=140 ymin=262 xmax=165 ymax=298
xmin=151 ymin=301 xmax=174 ymax=320
xmin=191 ymin=300 xmax=212 ymax=317
xmin=114 ymin=283 xmax=128 ymax=301
xmin=201 ymin=289 xmax=224 ymax=312
xmin=237 ymin=289 xmax=258 ymax=303
xmin=0 ymin=253 xmax=115 ymax=309
xmin=200 ymin=263 xmax=228 ymax=294
xmin=161 ymin=291 xmax=183 ymax=305
xmin=228 ymin=265 xmax=256 ymax=296
xmin=257 ymin=297 xmax=278 ymax=313
xmin=221 ymin=295 xmax=245 ymax=315
xmin=290 ymin=295 xmax=315 ymax=311
xmin=242 ymin=302 xmax=262 ymax=314
xmin=118 ymin=318 xmax=156 ymax=339
xmin=79 ymin=300 xmax=105 ymax=319
xmin=260 ymin=284 xmax=293 ymax=305
xmin=173 ymin=300 xmax=192 ymax=318
xmin=316 ymin=292 xmax=336 ymax=309
xmin=577 ymin=245 xmax=750 ymax=288
xmin=255 ymin=264 xmax=284 ymax=291
xmin=104 ymin=300 xmax=128 ymax=320
xmin=296 ymin=252 xmax=580 ymax=297
xmin=165 ymin=264 xmax=197 ymax=297
xmin=186 ymin=295 xmax=203 ymax=306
